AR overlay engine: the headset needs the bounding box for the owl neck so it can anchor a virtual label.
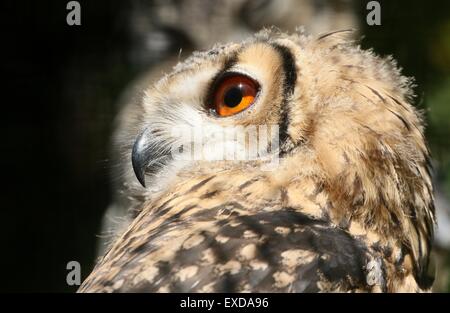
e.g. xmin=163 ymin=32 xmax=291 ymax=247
xmin=280 ymin=141 xmax=435 ymax=289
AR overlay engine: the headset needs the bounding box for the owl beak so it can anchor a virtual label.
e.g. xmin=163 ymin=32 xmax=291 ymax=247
xmin=132 ymin=128 xmax=151 ymax=188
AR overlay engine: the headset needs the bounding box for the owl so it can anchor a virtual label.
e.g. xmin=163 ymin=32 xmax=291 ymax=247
xmin=81 ymin=29 xmax=435 ymax=292
xmin=100 ymin=0 xmax=359 ymax=250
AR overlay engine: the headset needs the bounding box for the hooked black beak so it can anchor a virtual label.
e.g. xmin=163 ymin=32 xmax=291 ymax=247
xmin=131 ymin=128 xmax=172 ymax=188
xmin=132 ymin=129 xmax=152 ymax=187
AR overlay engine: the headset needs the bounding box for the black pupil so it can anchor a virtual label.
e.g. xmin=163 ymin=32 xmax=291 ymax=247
xmin=223 ymin=86 xmax=243 ymax=108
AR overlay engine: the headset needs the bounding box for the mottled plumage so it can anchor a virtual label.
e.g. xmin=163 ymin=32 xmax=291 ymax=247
xmin=80 ymin=29 xmax=435 ymax=292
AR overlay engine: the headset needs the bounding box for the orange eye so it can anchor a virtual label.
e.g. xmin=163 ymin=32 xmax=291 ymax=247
xmin=211 ymin=74 xmax=259 ymax=117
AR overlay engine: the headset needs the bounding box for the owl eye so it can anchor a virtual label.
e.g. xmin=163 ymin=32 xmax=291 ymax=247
xmin=211 ymin=74 xmax=259 ymax=117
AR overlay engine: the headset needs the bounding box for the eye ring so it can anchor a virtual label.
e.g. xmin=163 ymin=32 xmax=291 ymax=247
xmin=209 ymin=73 xmax=260 ymax=117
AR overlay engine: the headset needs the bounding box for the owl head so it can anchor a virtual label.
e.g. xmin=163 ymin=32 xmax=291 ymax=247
xmin=117 ymin=29 xmax=435 ymax=289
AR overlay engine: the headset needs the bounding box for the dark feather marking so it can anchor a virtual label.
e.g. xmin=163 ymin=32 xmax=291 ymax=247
xmin=365 ymin=85 xmax=412 ymax=130
xmin=200 ymin=190 xmax=220 ymax=199
xmin=271 ymin=43 xmax=298 ymax=156
xmin=154 ymin=206 xmax=172 ymax=218
xmin=187 ymin=176 xmax=216 ymax=193
xmin=386 ymin=107 xmax=411 ymax=131
xmin=317 ymin=29 xmax=354 ymax=41
xmin=355 ymin=90 xmax=376 ymax=105
xmin=366 ymin=85 xmax=386 ymax=103
xmin=153 ymin=198 xmax=175 ymax=213
xmin=387 ymin=94 xmax=410 ymax=112
xmin=214 ymin=273 xmax=241 ymax=292
xmin=238 ymin=177 xmax=260 ymax=191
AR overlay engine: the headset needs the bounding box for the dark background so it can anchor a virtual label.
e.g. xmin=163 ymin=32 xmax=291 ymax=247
xmin=1 ymin=0 xmax=450 ymax=292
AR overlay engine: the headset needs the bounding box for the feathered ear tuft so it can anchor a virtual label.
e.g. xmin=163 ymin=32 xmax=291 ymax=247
xmin=316 ymin=29 xmax=357 ymax=46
